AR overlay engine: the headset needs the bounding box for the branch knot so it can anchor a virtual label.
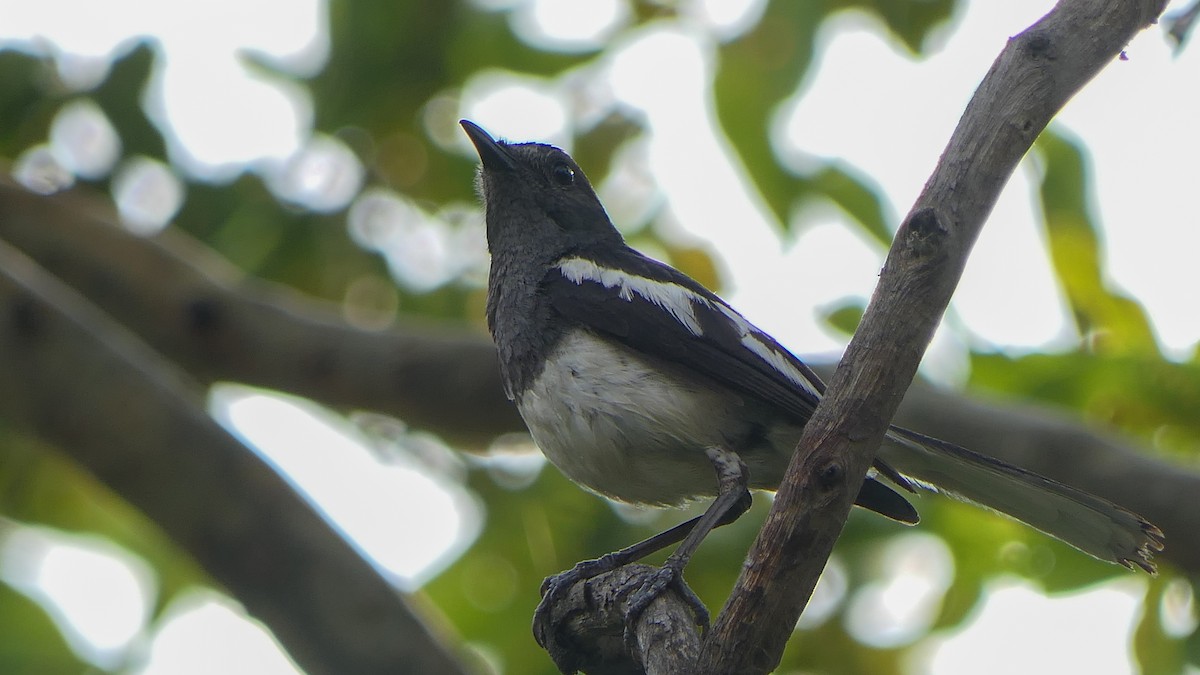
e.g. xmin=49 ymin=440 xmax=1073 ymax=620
xmin=815 ymin=461 xmax=844 ymax=490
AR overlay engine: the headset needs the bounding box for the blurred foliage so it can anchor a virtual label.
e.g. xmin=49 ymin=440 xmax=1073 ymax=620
xmin=0 ymin=432 xmax=207 ymax=619
xmin=1134 ymin=576 xmax=1188 ymax=675
xmin=0 ymin=580 xmax=87 ymax=675
xmin=822 ymin=299 xmax=867 ymax=337
xmin=713 ymin=0 xmax=954 ymax=230
xmin=963 ymin=132 xmax=1200 ymax=458
xmin=1034 ymin=129 xmax=1159 ymax=356
xmin=0 ymin=0 xmax=1195 ymax=674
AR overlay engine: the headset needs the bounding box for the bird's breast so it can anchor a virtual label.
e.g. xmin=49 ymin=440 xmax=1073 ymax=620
xmin=515 ymin=329 xmax=794 ymax=505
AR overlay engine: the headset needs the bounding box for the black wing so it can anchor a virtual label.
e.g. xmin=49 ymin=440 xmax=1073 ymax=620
xmin=546 ymin=245 xmax=917 ymax=522
xmin=547 ymin=245 xmax=826 ymax=423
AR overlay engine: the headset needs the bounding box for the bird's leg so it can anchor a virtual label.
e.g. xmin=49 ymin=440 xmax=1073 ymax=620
xmin=622 ymin=446 xmax=750 ymax=650
xmin=534 ymin=512 xmax=707 ymax=664
xmin=533 ymin=448 xmax=751 ymax=667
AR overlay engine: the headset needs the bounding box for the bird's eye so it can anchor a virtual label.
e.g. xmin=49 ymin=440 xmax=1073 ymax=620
xmin=551 ymin=163 xmax=575 ymax=186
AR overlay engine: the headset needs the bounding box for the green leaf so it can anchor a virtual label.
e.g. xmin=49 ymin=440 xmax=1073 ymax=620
xmin=662 ymin=243 xmax=723 ymax=293
xmin=1034 ymin=128 xmax=1158 ymax=355
xmin=92 ymin=44 xmax=166 ymax=161
xmin=315 ymin=0 xmax=594 ymax=207
xmin=1187 ymin=593 xmax=1200 ymax=666
xmin=713 ymin=0 xmax=823 ymax=227
xmin=848 ymin=0 xmax=957 ymax=53
xmin=970 ymin=351 xmax=1200 ymax=447
xmin=1133 ymin=575 xmax=1186 ymax=675
xmin=0 ymin=433 xmax=202 ymax=620
xmin=713 ymin=0 xmax=956 ymax=229
xmin=0 ymin=51 xmax=56 ymax=158
xmin=821 ymin=299 xmax=866 ymax=337
xmin=572 ymin=112 xmax=645 ymax=190
xmin=0 ymin=582 xmax=89 ymax=675
xmin=811 ymin=164 xmax=892 ymax=245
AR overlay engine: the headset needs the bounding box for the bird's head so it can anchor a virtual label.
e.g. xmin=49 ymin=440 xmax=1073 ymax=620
xmin=461 ymin=120 xmax=622 ymax=259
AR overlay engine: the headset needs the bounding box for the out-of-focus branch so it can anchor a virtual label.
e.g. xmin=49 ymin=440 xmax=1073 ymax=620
xmin=0 ymin=239 xmax=469 ymax=675
xmin=2 ymin=179 xmax=1198 ymax=576
xmin=892 ymin=381 xmax=1200 ymax=574
xmin=0 ymin=178 xmax=522 ymax=449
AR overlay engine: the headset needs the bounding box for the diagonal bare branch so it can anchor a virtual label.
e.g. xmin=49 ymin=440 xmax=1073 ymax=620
xmin=700 ymin=1 xmax=1170 ymax=671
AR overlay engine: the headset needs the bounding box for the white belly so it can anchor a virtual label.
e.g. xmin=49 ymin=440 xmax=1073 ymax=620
xmin=516 ymin=330 xmax=793 ymax=505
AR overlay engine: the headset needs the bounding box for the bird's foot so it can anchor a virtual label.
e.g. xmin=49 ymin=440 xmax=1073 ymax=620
xmin=533 ymin=564 xmax=590 ymax=673
xmin=533 ymin=561 xmax=709 ymax=672
xmin=622 ymin=564 xmax=709 ymax=657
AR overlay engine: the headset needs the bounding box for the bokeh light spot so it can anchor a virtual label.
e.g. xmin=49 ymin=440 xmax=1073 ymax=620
xmin=49 ymin=98 xmax=121 ymax=179
xmin=112 ymin=156 xmax=185 ymax=234
xmin=844 ymin=533 xmax=954 ymax=648
xmin=0 ymin=527 xmax=155 ymax=669
xmin=212 ymin=387 xmax=482 ymax=589
xmin=511 ymin=0 xmax=629 ymax=52
xmin=13 ymin=144 xmax=75 ymax=194
xmin=796 ymin=555 xmax=848 ymax=630
xmin=134 ymin=590 xmax=302 ymax=675
xmin=266 ymin=133 xmax=364 ymax=212
xmin=144 ymin=51 xmax=311 ymax=181
xmin=461 ymin=71 xmax=569 ymax=149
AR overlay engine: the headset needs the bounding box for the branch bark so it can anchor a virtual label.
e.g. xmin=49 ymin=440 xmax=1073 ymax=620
xmin=699 ymin=1 xmax=1169 ymax=672
xmin=535 ymin=564 xmax=702 ymax=675
xmin=0 ymin=239 xmax=469 ymax=675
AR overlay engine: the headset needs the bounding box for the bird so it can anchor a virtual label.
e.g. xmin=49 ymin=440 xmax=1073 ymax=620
xmin=459 ymin=118 xmax=1162 ymax=650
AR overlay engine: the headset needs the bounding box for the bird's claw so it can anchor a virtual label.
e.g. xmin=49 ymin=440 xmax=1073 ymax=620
xmin=535 ymin=562 xmax=580 ymax=658
xmin=533 ymin=562 xmax=709 ymax=672
xmin=621 ymin=566 xmax=709 ymax=658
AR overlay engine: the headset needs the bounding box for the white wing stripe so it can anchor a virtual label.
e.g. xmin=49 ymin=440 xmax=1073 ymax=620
xmin=713 ymin=302 xmax=820 ymax=398
xmin=559 ymin=257 xmax=704 ymax=336
xmin=556 ymin=256 xmax=821 ymax=398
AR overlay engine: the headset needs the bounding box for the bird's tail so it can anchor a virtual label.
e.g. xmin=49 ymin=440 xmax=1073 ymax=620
xmin=879 ymin=426 xmax=1163 ymax=572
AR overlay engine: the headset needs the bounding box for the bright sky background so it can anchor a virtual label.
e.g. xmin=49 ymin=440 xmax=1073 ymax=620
xmin=1 ymin=0 xmax=1198 ymax=673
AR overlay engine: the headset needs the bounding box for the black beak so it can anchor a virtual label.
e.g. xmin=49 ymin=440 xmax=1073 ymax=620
xmin=460 ymin=120 xmax=516 ymax=172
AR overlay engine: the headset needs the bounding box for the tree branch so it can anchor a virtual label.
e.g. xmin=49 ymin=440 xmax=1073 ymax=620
xmin=0 ymin=177 xmax=522 ymax=449
xmin=0 ymin=239 xmax=469 ymax=675
xmin=535 ymin=564 xmax=701 ymax=675
xmin=699 ymin=1 xmax=1169 ymax=672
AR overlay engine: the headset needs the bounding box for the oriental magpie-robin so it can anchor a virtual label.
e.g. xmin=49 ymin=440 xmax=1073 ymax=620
xmin=461 ymin=119 xmax=1162 ymax=645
